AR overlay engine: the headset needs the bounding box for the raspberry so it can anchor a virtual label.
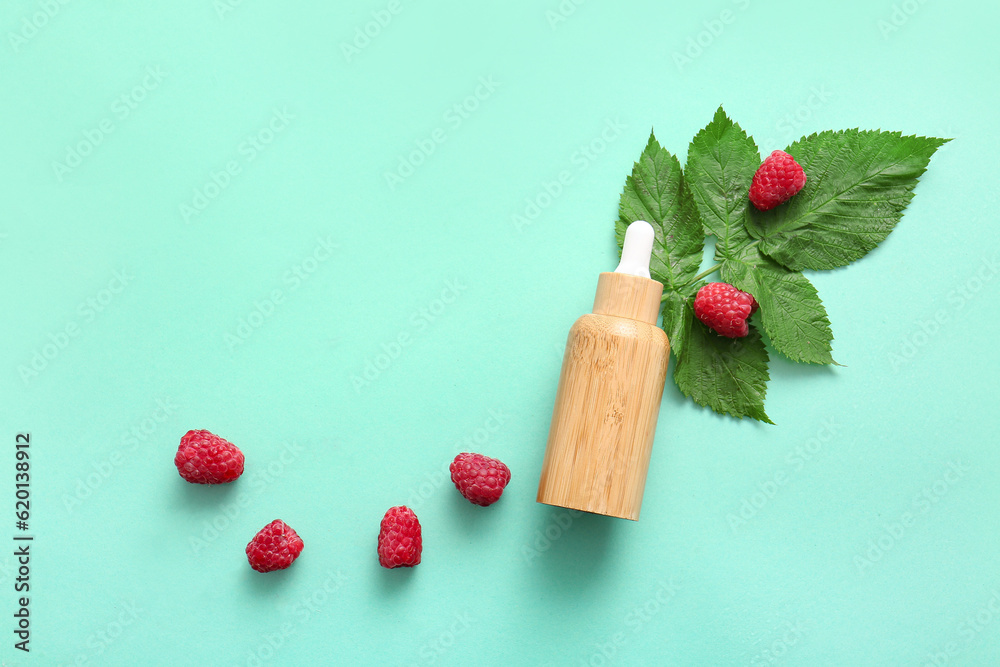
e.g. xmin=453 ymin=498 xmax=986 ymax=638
xmin=378 ymin=506 xmax=422 ymax=569
xmin=449 ymin=453 xmax=511 ymax=506
xmin=174 ymin=429 xmax=244 ymax=484
xmin=749 ymin=150 xmax=807 ymax=211
xmin=246 ymin=520 xmax=304 ymax=572
xmin=694 ymin=282 xmax=759 ymax=338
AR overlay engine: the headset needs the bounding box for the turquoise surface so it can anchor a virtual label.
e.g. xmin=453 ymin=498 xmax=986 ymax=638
xmin=3 ymin=1 xmax=998 ymax=665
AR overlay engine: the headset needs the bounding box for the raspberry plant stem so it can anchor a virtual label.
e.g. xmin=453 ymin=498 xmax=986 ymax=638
xmin=663 ymin=263 xmax=722 ymax=300
xmin=686 ymin=263 xmax=723 ymax=286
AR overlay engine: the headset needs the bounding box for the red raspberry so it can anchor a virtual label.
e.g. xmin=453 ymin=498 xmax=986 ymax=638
xmin=246 ymin=520 xmax=304 ymax=572
xmin=450 ymin=453 xmax=511 ymax=506
xmin=378 ymin=506 xmax=422 ymax=569
xmin=694 ymin=282 xmax=759 ymax=338
xmin=749 ymin=150 xmax=807 ymax=211
xmin=174 ymin=429 xmax=244 ymax=484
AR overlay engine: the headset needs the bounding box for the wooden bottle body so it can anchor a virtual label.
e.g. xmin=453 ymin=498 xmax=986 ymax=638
xmin=536 ymin=277 xmax=670 ymax=520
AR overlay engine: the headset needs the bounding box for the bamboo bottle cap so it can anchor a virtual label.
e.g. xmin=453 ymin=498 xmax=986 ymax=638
xmin=592 ymin=272 xmax=662 ymax=323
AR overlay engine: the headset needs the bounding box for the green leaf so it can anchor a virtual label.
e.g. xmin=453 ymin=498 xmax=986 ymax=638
xmin=722 ymin=250 xmax=836 ymax=365
xmin=685 ymin=106 xmax=760 ymax=257
xmin=616 ymin=131 xmax=704 ymax=359
xmin=746 ymin=130 xmax=949 ymax=270
xmin=673 ymin=320 xmax=773 ymax=423
xmin=616 ymin=131 xmax=703 ymax=292
xmin=681 ymin=107 xmax=826 ymax=371
xmin=661 ymin=291 xmax=694 ymax=359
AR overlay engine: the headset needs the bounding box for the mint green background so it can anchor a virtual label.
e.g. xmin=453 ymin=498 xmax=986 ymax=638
xmin=2 ymin=1 xmax=998 ymax=665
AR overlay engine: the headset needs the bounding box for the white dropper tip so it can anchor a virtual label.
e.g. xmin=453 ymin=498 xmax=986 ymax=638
xmin=614 ymin=220 xmax=654 ymax=279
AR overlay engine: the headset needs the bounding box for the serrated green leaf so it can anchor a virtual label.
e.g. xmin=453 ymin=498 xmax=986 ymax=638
xmin=722 ymin=250 xmax=835 ymax=365
xmin=685 ymin=106 xmax=760 ymax=256
xmin=746 ymin=130 xmax=949 ymax=270
xmin=661 ymin=291 xmax=694 ymax=359
xmin=673 ymin=320 xmax=773 ymax=423
xmin=616 ymin=131 xmax=703 ymax=292
xmin=616 ymin=131 xmax=704 ymax=361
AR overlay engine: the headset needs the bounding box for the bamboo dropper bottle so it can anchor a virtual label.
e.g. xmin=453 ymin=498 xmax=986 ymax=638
xmin=536 ymin=220 xmax=670 ymax=521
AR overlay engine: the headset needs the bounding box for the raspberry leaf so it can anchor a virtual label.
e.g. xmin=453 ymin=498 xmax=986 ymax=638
xmin=616 ymin=131 xmax=703 ymax=292
xmin=685 ymin=106 xmax=760 ymax=257
xmin=745 ymin=130 xmax=949 ymax=270
xmin=616 ymin=131 xmax=703 ymax=365
xmin=674 ymin=320 xmax=773 ymax=424
xmin=722 ymin=251 xmax=836 ymax=365
xmin=661 ymin=290 xmax=694 ymax=359
xmin=609 ymin=109 xmax=945 ymax=421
